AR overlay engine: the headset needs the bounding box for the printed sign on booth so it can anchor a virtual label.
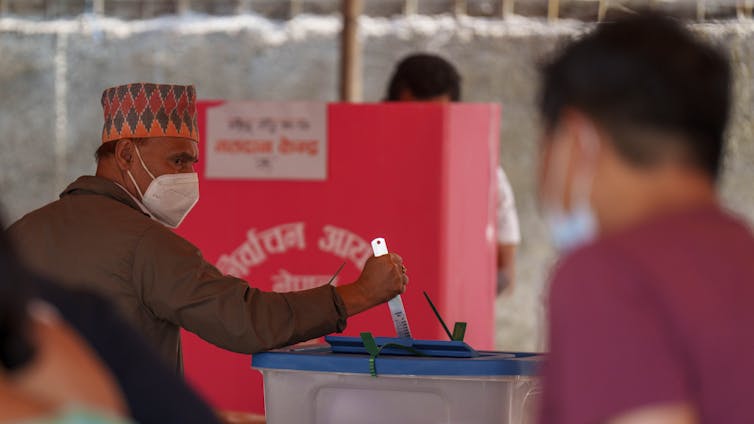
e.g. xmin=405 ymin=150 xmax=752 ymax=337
xmin=205 ymin=101 xmax=327 ymax=180
xmin=214 ymin=221 xmax=371 ymax=291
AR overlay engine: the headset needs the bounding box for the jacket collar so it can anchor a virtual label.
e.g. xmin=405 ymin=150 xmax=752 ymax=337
xmin=61 ymin=176 xmax=150 ymax=217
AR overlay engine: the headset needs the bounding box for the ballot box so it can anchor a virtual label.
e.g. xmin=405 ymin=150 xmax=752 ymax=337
xmin=252 ymin=337 xmax=543 ymax=424
xmin=177 ymin=102 xmax=500 ymax=413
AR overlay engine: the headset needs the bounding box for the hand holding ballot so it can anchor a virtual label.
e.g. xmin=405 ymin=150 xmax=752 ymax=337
xmin=336 ymin=253 xmax=408 ymax=317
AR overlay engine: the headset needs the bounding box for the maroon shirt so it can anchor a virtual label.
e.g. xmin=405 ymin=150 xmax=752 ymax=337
xmin=540 ymin=205 xmax=754 ymax=424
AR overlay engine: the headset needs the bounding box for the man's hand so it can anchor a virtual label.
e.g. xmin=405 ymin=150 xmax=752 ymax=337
xmin=336 ymin=253 xmax=408 ymax=317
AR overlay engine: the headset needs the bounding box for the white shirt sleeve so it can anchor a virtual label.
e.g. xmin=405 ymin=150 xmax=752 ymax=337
xmin=497 ymin=165 xmax=521 ymax=245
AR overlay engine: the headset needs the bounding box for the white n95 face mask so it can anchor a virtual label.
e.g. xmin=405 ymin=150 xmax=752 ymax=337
xmin=541 ymin=125 xmax=599 ymax=252
xmin=126 ymin=145 xmax=199 ymax=229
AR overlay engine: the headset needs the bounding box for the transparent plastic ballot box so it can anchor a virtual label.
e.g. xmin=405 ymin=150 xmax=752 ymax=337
xmin=252 ymin=336 xmax=543 ymax=424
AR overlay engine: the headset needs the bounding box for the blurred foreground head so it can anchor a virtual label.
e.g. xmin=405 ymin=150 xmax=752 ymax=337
xmin=0 ymin=224 xmax=35 ymax=372
xmin=537 ymin=12 xmax=730 ymax=250
xmin=386 ymin=53 xmax=461 ymax=102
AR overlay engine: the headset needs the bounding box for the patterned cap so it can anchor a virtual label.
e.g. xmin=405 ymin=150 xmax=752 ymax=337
xmin=101 ymin=83 xmax=199 ymax=143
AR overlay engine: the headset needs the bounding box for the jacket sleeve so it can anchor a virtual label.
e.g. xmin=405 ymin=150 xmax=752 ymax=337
xmin=132 ymin=226 xmax=348 ymax=353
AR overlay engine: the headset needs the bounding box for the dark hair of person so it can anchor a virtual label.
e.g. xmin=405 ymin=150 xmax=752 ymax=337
xmin=539 ymin=12 xmax=731 ymax=181
xmin=386 ymin=53 xmax=462 ymax=102
xmin=0 ymin=227 xmax=36 ymax=372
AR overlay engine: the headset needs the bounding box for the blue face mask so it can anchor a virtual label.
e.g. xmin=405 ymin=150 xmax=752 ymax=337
xmin=542 ymin=128 xmax=599 ymax=252
xmin=544 ymin=201 xmax=597 ymax=252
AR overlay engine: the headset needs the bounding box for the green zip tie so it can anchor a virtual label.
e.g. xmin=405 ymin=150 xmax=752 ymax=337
xmin=360 ymin=332 xmax=425 ymax=377
xmin=452 ymin=322 xmax=467 ymax=341
xmin=360 ymin=332 xmax=379 ymax=377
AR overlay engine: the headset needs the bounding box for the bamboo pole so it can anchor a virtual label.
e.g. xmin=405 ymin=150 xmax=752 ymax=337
xmin=237 ymin=0 xmax=252 ymax=14
xmin=93 ymin=0 xmax=105 ymax=15
xmin=548 ymin=0 xmax=559 ymax=22
xmin=598 ymin=0 xmax=608 ymax=21
xmin=340 ymin=0 xmax=362 ymax=102
xmin=290 ymin=0 xmax=302 ymax=18
xmin=453 ymin=0 xmax=466 ymax=16
xmin=404 ymin=0 xmax=418 ymax=15
xmin=697 ymin=0 xmax=706 ymax=21
xmin=177 ymin=0 xmax=190 ymax=15
xmin=502 ymin=0 xmax=514 ymax=19
xmin=141 ymin=0 xmax=154 ymax=19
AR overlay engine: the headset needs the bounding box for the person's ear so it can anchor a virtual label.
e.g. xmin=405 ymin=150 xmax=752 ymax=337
xmin=576 ymin=121 xmax=600 ymax=159
xmin=114 ymin=139 xmax=134 ymax=171
xmin=560 ymin=109 xmax=601 ymax=162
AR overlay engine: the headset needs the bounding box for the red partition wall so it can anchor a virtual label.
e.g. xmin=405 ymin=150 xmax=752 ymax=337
xmin=177 ymin=102 xmax=500 ymax=413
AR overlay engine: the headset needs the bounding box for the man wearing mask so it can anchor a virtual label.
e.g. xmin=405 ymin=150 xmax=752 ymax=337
xmin=385 ymin=54 xmax=521 ymax=295
xmin=537 ymin=14 xmax=754 ymax=424
xmin=8 ymin=83 xmax=408 ymax=374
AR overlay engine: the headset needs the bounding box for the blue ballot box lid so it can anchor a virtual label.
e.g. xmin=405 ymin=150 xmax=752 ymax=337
xmin=326 ymin=335 xmax=480 ymax=357
xmin=252 ymin=337 xmax=543 ymax=377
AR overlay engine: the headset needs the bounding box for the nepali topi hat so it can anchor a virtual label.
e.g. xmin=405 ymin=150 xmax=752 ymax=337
xmin=101 ymin=83 xmax=199 ymax=143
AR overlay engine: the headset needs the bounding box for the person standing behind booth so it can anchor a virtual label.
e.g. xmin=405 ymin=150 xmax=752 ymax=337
xmin=7 ymin=83 xmax=409 ymax=378
xmin=536 ymin=13 xmax=754 ymax=424
xmin=385 ymin=53 xmax=521 ymax=295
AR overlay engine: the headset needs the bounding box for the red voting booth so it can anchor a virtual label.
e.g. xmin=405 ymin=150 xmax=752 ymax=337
xmin=177 ymin=102 xmax=500 ymax=413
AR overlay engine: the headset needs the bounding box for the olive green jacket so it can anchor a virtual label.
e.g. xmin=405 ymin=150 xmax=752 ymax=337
xmin=8 ymin=176 xmax=347 ymax=373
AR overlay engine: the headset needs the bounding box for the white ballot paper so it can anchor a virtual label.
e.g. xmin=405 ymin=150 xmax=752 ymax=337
xmin=371 ymin=237 xmax=412 ymax=339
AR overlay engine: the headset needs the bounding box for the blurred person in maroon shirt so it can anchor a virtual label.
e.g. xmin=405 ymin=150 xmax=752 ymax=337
xmin=536 ymin=12 xmax=754 ymax=424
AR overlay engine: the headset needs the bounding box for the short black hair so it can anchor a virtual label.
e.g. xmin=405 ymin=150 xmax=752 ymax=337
xmin=540 ymin=12 xmax=731 ymax=180
xmin=386 ymin=53 xmax=462 ymax=102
